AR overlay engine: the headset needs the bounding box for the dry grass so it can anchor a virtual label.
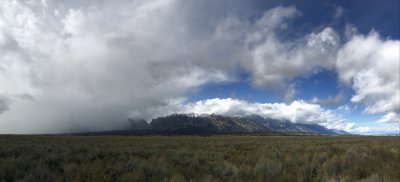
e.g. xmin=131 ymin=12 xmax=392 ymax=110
xmin=0 ymin=135 xmax=399 ymax=181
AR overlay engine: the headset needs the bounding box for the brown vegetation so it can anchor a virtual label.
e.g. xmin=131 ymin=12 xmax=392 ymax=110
xmin=0 ymin=135 xmax=399 ymax=181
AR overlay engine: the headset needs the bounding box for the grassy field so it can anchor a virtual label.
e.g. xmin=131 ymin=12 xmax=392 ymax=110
xmin=0 ymin=135 xmax=399 ymax=182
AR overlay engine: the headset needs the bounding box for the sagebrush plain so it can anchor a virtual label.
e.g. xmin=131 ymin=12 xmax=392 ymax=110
xmin=0 ymin=135 xmax=399 ymax=182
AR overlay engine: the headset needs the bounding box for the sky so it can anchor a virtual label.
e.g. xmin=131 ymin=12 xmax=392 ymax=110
xmin=0 ymin=0 xmax=399 ymax=134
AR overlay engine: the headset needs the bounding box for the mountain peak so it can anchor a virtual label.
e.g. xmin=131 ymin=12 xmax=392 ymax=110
xmin=137 ymin=114 xmax=348 ymax=135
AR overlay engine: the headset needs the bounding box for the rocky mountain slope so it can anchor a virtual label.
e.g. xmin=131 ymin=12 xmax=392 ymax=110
xmin=127 ymin=114 xmax=348 ymax=135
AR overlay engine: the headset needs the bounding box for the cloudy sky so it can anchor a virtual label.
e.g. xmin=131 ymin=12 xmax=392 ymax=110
xmin=0 ymin=0 xmax=399 ymax=134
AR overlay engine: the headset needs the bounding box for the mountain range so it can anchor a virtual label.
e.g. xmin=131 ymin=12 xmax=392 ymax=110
xmin=122 ymin=114 xmax=349 ymax=135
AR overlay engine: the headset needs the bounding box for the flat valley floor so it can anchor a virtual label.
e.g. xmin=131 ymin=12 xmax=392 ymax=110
xmin=0 ymin=135 xmax=399 ymax=181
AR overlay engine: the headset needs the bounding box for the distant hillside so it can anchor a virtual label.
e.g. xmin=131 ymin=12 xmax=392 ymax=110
xmin=150 ymin=114 xmax=270 ymax=133
xmin=126 ymin=114 xmax=349 ymax=135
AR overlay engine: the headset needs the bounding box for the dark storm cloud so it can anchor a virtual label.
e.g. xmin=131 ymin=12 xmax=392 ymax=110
xmin=0 ymin=96 xmax=9 ymax=114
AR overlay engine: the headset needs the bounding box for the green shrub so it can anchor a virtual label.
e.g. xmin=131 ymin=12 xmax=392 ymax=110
xmin=0 ymin=135 xmax=398 ymax=181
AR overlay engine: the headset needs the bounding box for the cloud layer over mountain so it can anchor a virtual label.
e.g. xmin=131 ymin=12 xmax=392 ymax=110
xmin=135 ymin=98 xmax=353 ymax=131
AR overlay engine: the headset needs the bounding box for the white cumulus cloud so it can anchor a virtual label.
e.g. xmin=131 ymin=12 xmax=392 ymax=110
xmin=336 ymin=31 xmax=400 ymax=114
xmin=377 ymin=112 xmax=400 ymax=123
